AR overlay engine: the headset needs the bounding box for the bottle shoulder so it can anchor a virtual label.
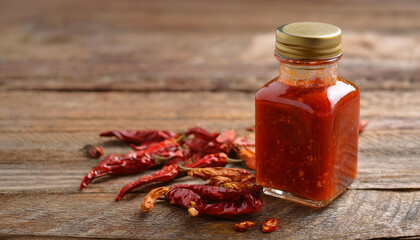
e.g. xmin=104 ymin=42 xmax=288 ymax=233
xmin=338 ymin=77 xmax=360 ymax=93
xmin=256 ymin=77 xmax=359 ymax=114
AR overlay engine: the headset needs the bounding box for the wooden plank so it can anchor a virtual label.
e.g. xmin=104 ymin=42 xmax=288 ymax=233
xmin=0 ymin=91 xmax=256 ymax=122
xmin=1 ymin=0 xmax=419 ymax=33
xmin=0 ymin=91 xmax=420 ymax=130
xmin=1 ymin=57 xmax=418 ymax=92
xmin=0 ymin=0 xmax=419 ymax=91
xmin=0 ymin=190 xmax=418 ymax=239
xmin=1 ymin=117 xmax=419 ymax=133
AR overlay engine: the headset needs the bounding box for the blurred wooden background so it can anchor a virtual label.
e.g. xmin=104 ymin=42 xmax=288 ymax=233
xmin=0 ymin=0 xmax=419 ymax=239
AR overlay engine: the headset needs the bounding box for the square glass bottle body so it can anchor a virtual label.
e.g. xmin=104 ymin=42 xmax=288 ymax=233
xmin=255 ymin=76 xmax=360 ymax=207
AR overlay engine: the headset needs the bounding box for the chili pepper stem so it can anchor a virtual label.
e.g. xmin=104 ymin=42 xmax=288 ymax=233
xmin=82 ymin=144 xmax=93 ymax=150
xmin=177 ymin=165 xmax=193 ymax=173
xmin=226 ymin=157 xmax=243 ymax=164
xmin=175 ymin=134 xmax=187 ymax=143
xmin=152 ymin=155 xmax=170 ymax=165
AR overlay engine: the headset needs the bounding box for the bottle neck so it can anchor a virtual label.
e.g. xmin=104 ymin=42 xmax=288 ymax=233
xmin=276 ymin=55 xmax=341 ymax=87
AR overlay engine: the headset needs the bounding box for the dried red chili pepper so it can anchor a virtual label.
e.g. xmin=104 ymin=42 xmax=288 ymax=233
xmin=359 ymin=119 xmax=369 ymax=134
xmin=235 ymin=221 xmax=256 ymax=232
xmin=184 ymin=137 xmax=221 ymax=157
xmin=116 ymin=153 xmax=242 ymax=201
xmin=184 ymin=127 xmax=219 ymax=141
xmin=207 ymin=176 xmax=233 ymax=186
xmin=233 ymin=137 xmax=255 ymax=147
xmin=237 ymin=147 xmax=256 ymax=170
xmin=115 ymin=164 xmax=182 ymax=201
xmin=246 ymin=125 xmax=255 ymax=132
xmin=142 ymin=184 xmax=263 ymax=212
xmin=204 ymin=173 xmax=252 ymax=189
xmin=199 ymin=166 xmax=255 ymax=191
xmin=261 ymin=218 xmax=278 ymax=233
xmin=130 ymin=140 xmax=179 ymax=154
xmin=187 ymin=167 xmax=251 ymax=182
xmin=216 ymin=129 xmax=236 ymax=150
xmin=207 ymin=173 xmax=255 ymax=190
xmin=167 ymin=184 xmax=256 ymax=203
xmin=84 ymin=145 xmax=104 ymax=159
xmin=141 ymin=184 xmax=262 ymax=216
xmin=141 ymin=187 xmax=169 ymax=213
xmin=185 ymin=153 xmax=242 ymax=168
xmin=80 ymin=153 xmax=163 ymax=190
xmin=163 ymin=184 xmax=264 ymax=217
xmin=184 ymin=129 xmax=236 ymax=157
xmin=160 ymin=150 xmax=189 ymax=166
xmin=79 ymin=140 xmax=179 ymax=190
xmin=185 ymin=153 xmax=227 ymax=168
xmin=222 ymin=181 xmax=255 ymax=191
xmin=100 ymin=130 xmax=177 ymax=145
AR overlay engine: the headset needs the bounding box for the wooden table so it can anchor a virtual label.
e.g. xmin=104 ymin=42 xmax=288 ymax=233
xmin=1 ymin=0 xmax=419 ymax=239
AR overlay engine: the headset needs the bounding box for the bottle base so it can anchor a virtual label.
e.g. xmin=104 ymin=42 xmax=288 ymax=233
xmin=263 ymin=187 xmax=346 ymax=208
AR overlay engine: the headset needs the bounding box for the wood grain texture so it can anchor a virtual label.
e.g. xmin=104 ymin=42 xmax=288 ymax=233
xmin=0 ymin=42 xmax=418 ymax=92
xmin=0 ymin=0 xmax=419 ymax=92
xmin=0 ymin=190 xmax=419 ymax=240
xmin=0 ymin=90 xmax=419 ymax=132
xmin=1 ymin=0 xmax=420 ymax=33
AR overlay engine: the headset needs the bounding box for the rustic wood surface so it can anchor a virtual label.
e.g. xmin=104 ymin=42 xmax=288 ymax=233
xmin=0 ymin=0 xmax=419 ymax=239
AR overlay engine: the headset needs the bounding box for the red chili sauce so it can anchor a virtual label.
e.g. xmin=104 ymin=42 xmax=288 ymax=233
xmin=255 ymin=77 xmax=360 ymax=201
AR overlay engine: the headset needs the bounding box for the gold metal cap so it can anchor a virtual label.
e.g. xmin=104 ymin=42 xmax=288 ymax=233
xmin=275 ymin=22 xmax=342 ymax=60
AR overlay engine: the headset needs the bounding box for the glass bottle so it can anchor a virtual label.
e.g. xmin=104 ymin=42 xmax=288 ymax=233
xmin=255 ymin=22 xmax=360 ymax=208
